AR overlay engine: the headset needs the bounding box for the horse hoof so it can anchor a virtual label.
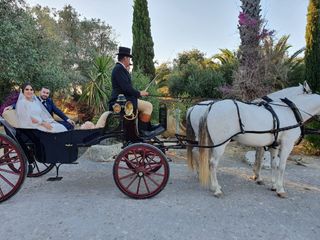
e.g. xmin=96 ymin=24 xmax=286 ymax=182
xmin=256 ymin=180 xmax=265 ymax=185
xmin=270 ymin=187 xmax=276 ymax=191
xmin=249 ymin=175 xmax=257 ymax=181
xmin=277 ymin=192 xmax=287 ymax=198
xmin=213 ymin=192 xmax=223 ymax=198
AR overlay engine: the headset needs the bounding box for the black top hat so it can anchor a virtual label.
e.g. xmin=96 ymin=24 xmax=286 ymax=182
xmin=116 ymin=46 xmax=133 ymax=58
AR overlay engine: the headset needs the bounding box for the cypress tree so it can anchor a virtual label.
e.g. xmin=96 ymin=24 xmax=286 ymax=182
xmin=132 ymin=0 xmax=155 ymax=79
xmin=305 ymin=0 xmax=320 ymax=92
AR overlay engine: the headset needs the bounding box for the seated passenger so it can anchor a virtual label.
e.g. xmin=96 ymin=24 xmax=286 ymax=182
xmin=2 ymin=86 xmax=75 ymax=130
xmin=108 ymin=46 xmax=164 ymax=137
xmin=80 ymin=111 xmax=111 ymax=129
xmin=38 ymin=86 xmax=75 ymax=130
xmin=15 ymin=83 xmax=67 ymax=133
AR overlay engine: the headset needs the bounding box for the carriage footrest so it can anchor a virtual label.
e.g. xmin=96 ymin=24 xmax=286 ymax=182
xmin=47 ymin=163 xmax=63 ymax=181
xmin=47 ymin=176 xmax=63 ymax=181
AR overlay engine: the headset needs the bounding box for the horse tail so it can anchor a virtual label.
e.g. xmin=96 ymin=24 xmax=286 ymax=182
xmin=198 ymin=109 xmax=212 ymax=186
xmin=186 ymin=107 xmax=195 ymax=170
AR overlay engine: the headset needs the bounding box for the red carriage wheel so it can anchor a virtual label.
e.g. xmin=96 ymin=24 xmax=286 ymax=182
xmin=113 ymin=143 xmax=169 ymax=199
xmin=0 ymin=134 xmax=27 ymax=202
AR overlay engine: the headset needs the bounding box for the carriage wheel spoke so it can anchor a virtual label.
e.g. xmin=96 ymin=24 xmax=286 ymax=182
xmin=0 ymin=168 xmax=21 ymax=175
xmin=145 ymin=174 xmax=160 ymax=187
xmin=0 ymin=149 xmax=15 ymax=162
xmin=119 ymin=172 xmax=137 ymax=180
xmin=0 ymin=158 xmax=20 ymax=167
xmin=123 ymin=157 xmax=138 ymax=169
xmin=142 ymin=176 xmax=151 ymax=193
xmin=133 ymin=151 xmax=139 ymax=162
xmin=118 ymin=166 xmax=135 ymax=171
xmin=136 ymin=177 xmax=142 ymax=194
xmin=0 ymin=173 xmax=15 ymax=188
xmin=126 ymin=175 xmax=138 ymax=189
xmin=149 ymin=172 xmax=165 ymax=177
xmin=145 ymin=163 xmax=162 ymax=173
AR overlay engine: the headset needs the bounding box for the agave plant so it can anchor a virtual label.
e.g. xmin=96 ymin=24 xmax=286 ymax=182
xmin=79 ymin=55 xmax=114 ymax=115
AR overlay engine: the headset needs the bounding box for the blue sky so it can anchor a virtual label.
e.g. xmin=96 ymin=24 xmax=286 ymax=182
xmin=26 ymin=0 xmax=309 ymax=63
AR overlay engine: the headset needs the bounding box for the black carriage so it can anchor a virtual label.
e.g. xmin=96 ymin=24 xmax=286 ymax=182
xmin=0 ymin=95 xmax=175 ymax=202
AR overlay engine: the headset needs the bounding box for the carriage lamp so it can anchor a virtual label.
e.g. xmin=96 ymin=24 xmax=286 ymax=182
xmin=123 ymin=101 xmax=137 ymax=120
xmin=112 ymin=103 xmax=121 ymax=113
xmin=124 ymin=101 xmax=133 ymax=116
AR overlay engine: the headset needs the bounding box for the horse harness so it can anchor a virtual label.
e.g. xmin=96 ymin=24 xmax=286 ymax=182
xmin=187 ymin=98 xmax=305 ymax=149
xmin=280 ymin=98 xmax=305 ymax=145
xmin=232 ymin=98 xmax=304 ymax=148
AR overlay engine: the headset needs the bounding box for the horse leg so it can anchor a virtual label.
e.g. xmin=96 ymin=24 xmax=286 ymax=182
xmin=270 ymin=147 xmax=279 ymax=191
xmin=275 ymin=143 xmax=294 ymax=198
xmin=209 ymin=145 xmax=226 ymax=198
xmin=252 ymin=147 xmax=264 ymax=184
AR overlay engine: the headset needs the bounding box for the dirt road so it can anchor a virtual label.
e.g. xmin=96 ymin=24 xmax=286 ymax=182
xmin=1 ymin=143 xmax=320 ymax=240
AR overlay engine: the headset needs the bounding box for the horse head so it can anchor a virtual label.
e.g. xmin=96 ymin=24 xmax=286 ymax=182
xmin=267 ymin=82 xmax=312 ymax=101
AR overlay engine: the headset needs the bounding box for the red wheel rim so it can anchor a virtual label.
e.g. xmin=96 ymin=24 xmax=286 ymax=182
xmin=0 ymin=134 xmax=27 ymax=202
xmin=113 ymin=143 xmax=169 ymax=199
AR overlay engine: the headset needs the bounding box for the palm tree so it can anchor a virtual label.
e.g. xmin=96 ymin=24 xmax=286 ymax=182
xmin=213 ymin=49 xmax=238 ymax=86
xmin=261 ymin=35 xmax=305 ymax=89
xmin=233 ymin=0 xmax=263 ymax=100
xmin=213 ymin=49 xmax=237 ymax=65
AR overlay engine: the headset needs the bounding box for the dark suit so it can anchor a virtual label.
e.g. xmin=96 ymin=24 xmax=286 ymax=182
xmin=109 ymin=62 xmax=141 ymax=111
xmin=38 ymin=97 xmax=74 ymax=130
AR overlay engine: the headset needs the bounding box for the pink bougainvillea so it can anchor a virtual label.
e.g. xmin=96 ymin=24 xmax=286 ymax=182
xmin=238 ymin=12 xmax=258 ymax=27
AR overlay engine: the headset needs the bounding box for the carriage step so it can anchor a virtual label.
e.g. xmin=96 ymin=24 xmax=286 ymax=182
xmin=46 ymin=163 xmax=64 ymax=181
xmin=47 ymin=176 xmax=63 ymax=181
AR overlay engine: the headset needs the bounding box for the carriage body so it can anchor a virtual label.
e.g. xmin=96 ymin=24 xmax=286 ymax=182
xmin=0 ymin=97 xmax=170 ymax=202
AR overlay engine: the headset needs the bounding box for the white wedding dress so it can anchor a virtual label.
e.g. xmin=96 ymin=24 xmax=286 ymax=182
xmin=16 ymin=93 xmax=67 ymax=133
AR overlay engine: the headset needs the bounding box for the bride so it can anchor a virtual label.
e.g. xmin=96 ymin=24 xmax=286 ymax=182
xmin=16 ymin=83 xmax=67 ymax=133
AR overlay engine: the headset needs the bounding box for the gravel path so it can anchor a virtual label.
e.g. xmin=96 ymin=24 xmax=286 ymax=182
xmin=1 ymin=143 xmax=320 ymax=240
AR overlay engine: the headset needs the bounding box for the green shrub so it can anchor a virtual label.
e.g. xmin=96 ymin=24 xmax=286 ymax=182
xmin=306 ymin=121 xmax=320 ymax=154
xmin=168 ymin=60 xmax=224 ymax=99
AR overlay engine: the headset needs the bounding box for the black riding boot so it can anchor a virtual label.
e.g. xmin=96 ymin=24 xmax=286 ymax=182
xmin=139 ymin=121 xmax=165 ymax=138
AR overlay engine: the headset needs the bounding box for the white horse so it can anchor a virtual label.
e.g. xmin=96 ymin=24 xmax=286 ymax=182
xmin=195 ymin=93 xmax=320 ymax=198
xmin=186 ymin=82 xmax=312 ymax=184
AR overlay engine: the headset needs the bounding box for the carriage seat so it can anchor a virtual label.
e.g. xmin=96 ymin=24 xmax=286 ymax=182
xmin=2 ymin=109 xmax=19 ymax=128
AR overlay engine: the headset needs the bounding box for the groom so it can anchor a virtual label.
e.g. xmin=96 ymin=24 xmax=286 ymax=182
xmin=38 ymin=87 xmax=75 ymax=130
